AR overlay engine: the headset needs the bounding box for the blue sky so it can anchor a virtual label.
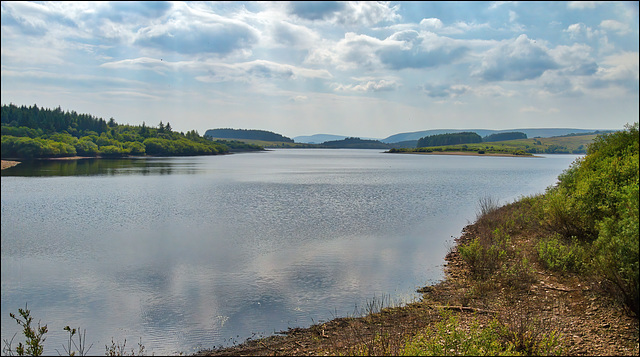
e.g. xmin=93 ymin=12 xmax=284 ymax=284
xmin=1 ymin=1 xmax=638 ymax=139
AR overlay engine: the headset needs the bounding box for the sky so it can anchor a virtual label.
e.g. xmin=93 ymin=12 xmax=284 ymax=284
xmin=1 ymin=1 xmax=638 ymax=139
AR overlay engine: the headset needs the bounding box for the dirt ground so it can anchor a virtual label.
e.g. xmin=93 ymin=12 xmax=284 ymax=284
xmin=195 ymin=205 xmax=639 ymax=356
xmin=1 ymin=160 xmax=21 ymax=170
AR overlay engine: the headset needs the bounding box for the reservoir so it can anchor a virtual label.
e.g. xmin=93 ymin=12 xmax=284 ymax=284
xmin=1 ymin=149 xmax=579 ymax=355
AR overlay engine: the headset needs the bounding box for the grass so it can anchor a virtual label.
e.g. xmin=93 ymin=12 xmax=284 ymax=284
xmin=389 ymin=134 xmax=597 ymax=155
xmin=402 ymin=309 xmax=563 ymax=356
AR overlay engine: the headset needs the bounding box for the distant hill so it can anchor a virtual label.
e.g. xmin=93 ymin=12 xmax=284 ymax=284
xmin=205 ymin=128 xmax=293 ymax=143
xmin=381 ymin=128 xmax=605 ymax=143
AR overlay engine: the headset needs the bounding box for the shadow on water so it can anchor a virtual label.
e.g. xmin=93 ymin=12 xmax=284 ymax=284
xmin=1 ymin=158 xmax=201 ymax=177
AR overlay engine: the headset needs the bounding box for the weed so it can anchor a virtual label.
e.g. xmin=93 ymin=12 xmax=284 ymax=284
xmin=2 ymin=304 xmax=48 ymax=356
xmin=56 ymin=326 xmax=94 ymax=356
xmin=458 ymin=235 xmax=507 ymax=280
xmin=498 ymin=302 xmax=564 ymax=356
xmin=402 ymin=310 xmax=514 ymax=356
xmin=476 ymin=196 xmax=500 ymax=220
xmin=2 ymin=306 xmax=146 ymax=357
xmin=402 ymin=309 xmax=563 ymax=356
xmin=105 ymin=337 xmax=146 ymax=356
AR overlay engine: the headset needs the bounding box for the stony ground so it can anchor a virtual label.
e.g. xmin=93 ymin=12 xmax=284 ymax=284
xmin=195 ymin=202 xmax=639 ymax=356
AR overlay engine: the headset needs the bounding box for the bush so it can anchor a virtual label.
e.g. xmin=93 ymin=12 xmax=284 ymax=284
xmin=536 ymin=234 xmax=586 ymax=273
xmin=593 ymin=182 xmax=639 ymax=315
xmin=3 ymin=305 xmax=48 ymax=356
xmin=458 ymin=231 xmax=509 ymax=280
xmin=545 ymin=122 xmax=639 ymax=315
xmin=402 ymin=310 xmax=563 ymax=356
xmin=75 ymin=139 xmax=99 ymax=156
xmin=99 ymin=145 xmax=125 ymax=157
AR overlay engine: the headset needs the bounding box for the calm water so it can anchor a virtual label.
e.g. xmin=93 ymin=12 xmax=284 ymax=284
xmin=1 ymin=149 xmax=579 ymax=355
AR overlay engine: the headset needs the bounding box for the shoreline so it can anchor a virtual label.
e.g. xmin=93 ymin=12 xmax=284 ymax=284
xmin=1 ymin=152 xmax=535 ymax=171
xmin=1 ymin=160 xmax=21 ymax=170
xmin=195 ymin=199 xmax=638 ymax=356
xmin=2 ymin=157 xmax=97 ymax=170
xmin=391 ymin=150 xmax=540 ymax=158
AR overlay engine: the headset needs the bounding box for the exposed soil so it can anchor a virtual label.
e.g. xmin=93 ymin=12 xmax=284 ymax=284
xmin=1 ymin=160 xmax=21 ymax=170
xmin=195 ymin=202 xmax=639 ymax=356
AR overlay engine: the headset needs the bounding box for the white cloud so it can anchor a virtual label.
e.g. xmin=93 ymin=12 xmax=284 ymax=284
xmin=489 ymin=2 xmax=518 ymax=10
xmin=287 ymin=1 xmax=401 ymax=26
xmin=538 ymin=72 xmax=583 ymax=96
xmin=418 ymin=17 xmax=489 ymax=35
xmin=333 ymin=78 xmax=400 ymax=92
xmin=564 ymin=23 xmax=598 ymax=40
xmin=474 ymin=34 xmax=557 ymax=81
xmin=471 ymin=84 xmax=517 ymax=97
xmin=419 ymin=18 xmax=443 ymax=30
xmin=567 ymin=2 xmax=607 ymax=10
xmin=306 ymin=30 xmax=469 ymax=71
xmin=132 ymin=3 xmax=260 ymax=56
xmin=421 ymin=83 xmax=470 ymax=98
xmin=593 ymin=51 xmax=639 ymax=88
xmin=101 ymin=57 xmax=333 ymax=84
xmin=267 ymin=20 xmax=320 ymax=48
xmin=599 ymin=20 xmax=631 ymax=35
xmin=508 ymin=10 xmax=518 ymax=23
xmin=1 ymin=68 xmax=145 ymax=86
xmin=195 ymin=59 xmax=333 ymax=83
xmin=549 ymin=43 xmax=598 ymax=76
xmin=101 ymin=57 xmax=187 ymax=77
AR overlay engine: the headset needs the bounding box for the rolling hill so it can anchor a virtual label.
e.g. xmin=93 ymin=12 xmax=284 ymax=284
xmin=380 ymin=128 xmax=607 ymax=143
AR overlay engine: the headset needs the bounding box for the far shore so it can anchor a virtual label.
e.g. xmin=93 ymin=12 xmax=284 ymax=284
xmin=1 ymin=160 xmax=21 ymax=170
xmin=390 ymin=150 xmax=540 ymax=158
xmin=2 ymin=151 xmax=541 ymax=171
xmin=1 ymin=156 xmax=102 ymax=170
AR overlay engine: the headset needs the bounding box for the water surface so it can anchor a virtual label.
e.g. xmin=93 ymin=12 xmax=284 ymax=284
xmin=1 ymin=149 xmax=579 ymax=355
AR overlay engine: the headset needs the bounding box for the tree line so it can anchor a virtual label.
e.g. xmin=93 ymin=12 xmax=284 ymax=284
xmin=417 ymin=132 xmax=483 ymax=147
xmin=319 ymin=137 xmax=390 ymax=149
xmin=417 ymin=131 xmax=528 ymax=147
xmin=0 ymin=104 xmax=253 ymax=159
xmin=204 ymin=128 xmax=294 ymax=143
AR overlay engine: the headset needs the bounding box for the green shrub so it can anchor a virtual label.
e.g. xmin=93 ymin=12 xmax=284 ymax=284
xmin=3 ymin=305 xmax=48 ymax=356
xmin=458 ymin=228 xmax=514 ymax=281
xmin=536 ymin=234 xmax=586 ymax=273
xmin=539 ymin=187 xmax=588 ymax=238
xmin=593 ymin=182 xmax=639 ymax=315
xmin=546 ymin=122 xmax=639 ymax=315
xmin=497 ymin=256 xmax=536 ymax=292
xmin=402 ymin=310 xmax=563 ymax=356
xmin=99 ymin=145 xmax=126 ymax=157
